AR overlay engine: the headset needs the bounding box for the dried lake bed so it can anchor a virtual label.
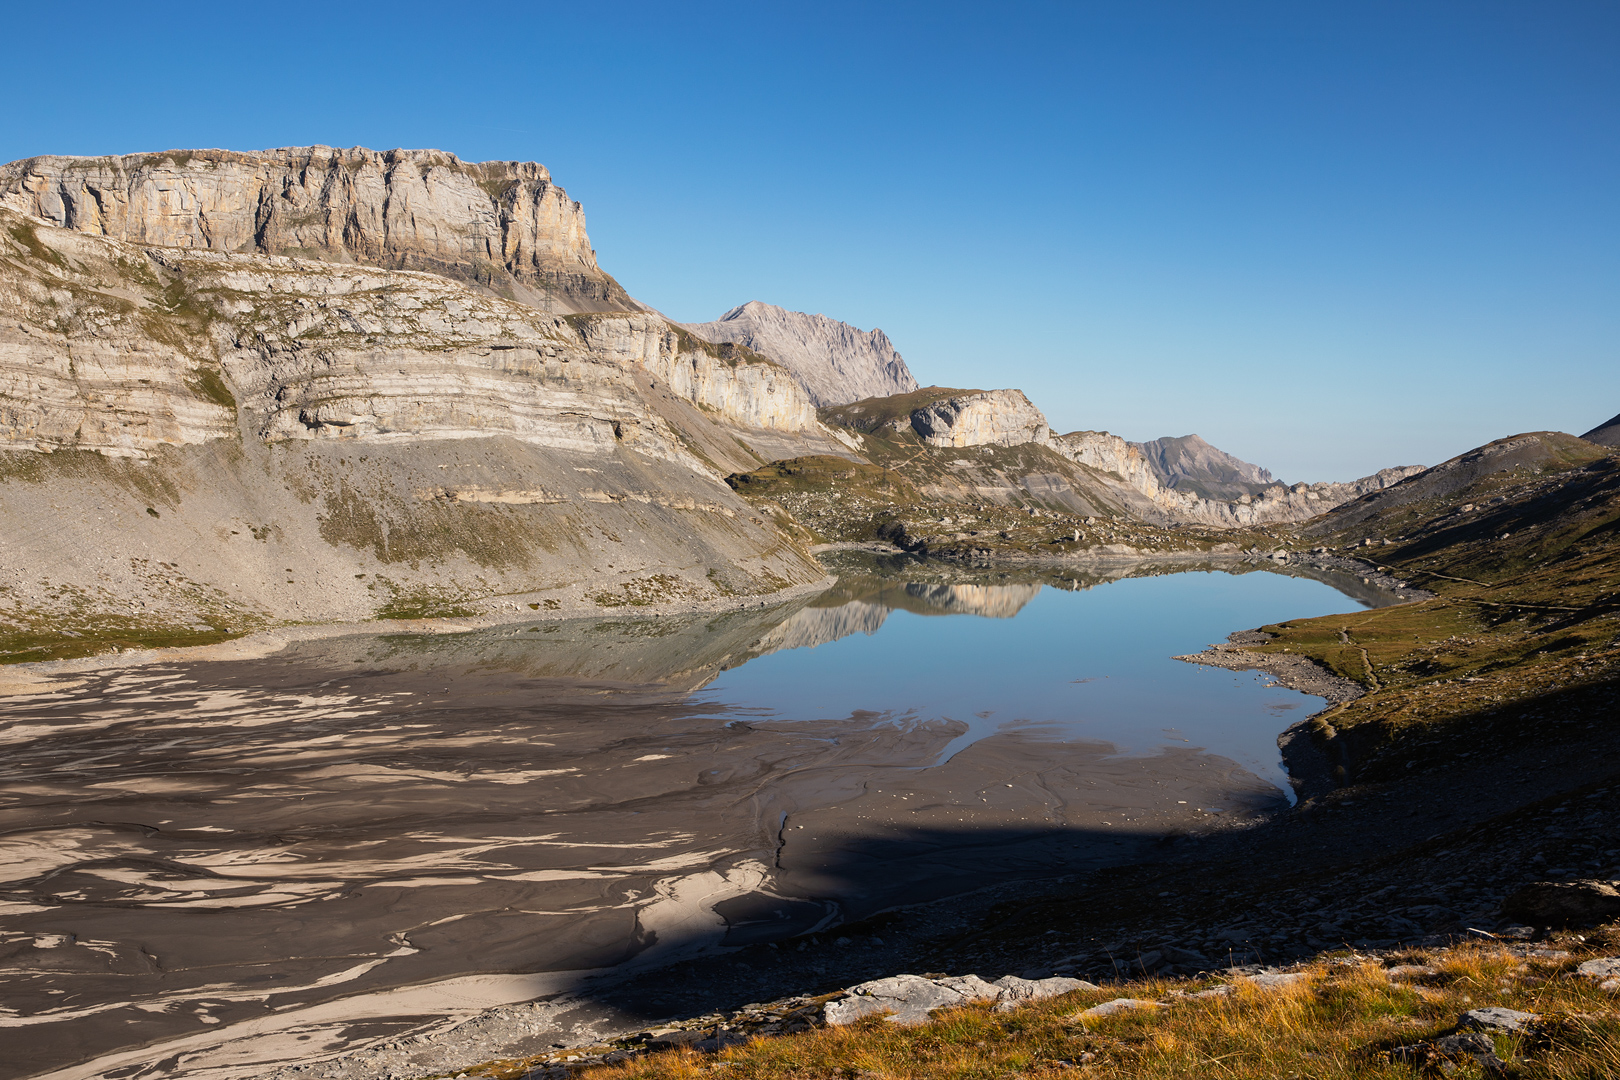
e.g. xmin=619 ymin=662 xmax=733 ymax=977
xmin=0 ymin=557 xmax=1400 ymax=1080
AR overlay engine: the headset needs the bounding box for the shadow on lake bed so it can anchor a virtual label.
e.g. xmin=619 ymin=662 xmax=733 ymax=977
xmin=0 ymin=557 xmax=1397 ymax=1080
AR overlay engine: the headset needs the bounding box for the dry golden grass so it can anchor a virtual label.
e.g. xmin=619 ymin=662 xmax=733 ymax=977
xmin=524 ymin=942 xmax=1619 ymax=1080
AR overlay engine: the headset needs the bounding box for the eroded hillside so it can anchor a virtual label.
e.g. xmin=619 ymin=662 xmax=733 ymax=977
xmin=0 ymin=207 xmax=856 ymax=661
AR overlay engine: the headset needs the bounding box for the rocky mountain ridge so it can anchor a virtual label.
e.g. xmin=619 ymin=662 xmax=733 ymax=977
xmin=1582 ymin=411 xmax=1620 ymax=447
xmin=681 ymin=301 xmax=918 ymax=407
xmin=0 ymin=146 xmax=639 ymax=314
xmin=1128 ymin=432 xmax=1275 ymax=500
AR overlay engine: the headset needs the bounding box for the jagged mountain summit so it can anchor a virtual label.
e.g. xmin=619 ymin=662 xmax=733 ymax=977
xmin=1128 ymin=433 xmax=1275 ymax=501
xmin=1582 ymin=411 xmax=1620 ymax=447
xmin=681 ymin=301 xmax=918 ymax=407
xmin=0 ymin=146 xmax=641 ymax=313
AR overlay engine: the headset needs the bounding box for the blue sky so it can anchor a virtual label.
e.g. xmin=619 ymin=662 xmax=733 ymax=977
xmin=4 ymin=1 xmax=1616 ymax=480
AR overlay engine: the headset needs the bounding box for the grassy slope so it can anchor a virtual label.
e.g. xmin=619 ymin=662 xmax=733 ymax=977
xmin=1237 ymin=433 xmax=1620 ymax=785
xmin=462 ymin=933 xmax=1619 ymax=1080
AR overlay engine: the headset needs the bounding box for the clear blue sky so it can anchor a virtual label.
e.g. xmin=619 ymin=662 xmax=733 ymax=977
xmin=4 ymin=1 xmax=1616 ymax=481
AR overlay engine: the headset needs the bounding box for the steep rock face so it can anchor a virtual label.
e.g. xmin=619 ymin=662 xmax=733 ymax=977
xmin=1582 ymin=412 xmax=1620 ymax=447
xmin=0 ymin=208 xmax=832 ymax=641
xmin=574 ymin=315 xmax=820 ymax=433
xmin=0 ymin=223 xmax=237 ymax=457
xmin=0 ymin=209 xmax=829 ymax=464
xmin=1049 ymin=431 xmax=1166 ymax=500
xmin=1050 ymin=430 xmax=1423 ymax=527
xmin=906 ymin=389 xmax=1051 ymax=448
xmin=1129 ymin=433 xmax=1274 ymax=500
xmin=0 ymin=146 xmax=638 ymax=314
xmin=680 ymin=301 xmax=918 ymax=407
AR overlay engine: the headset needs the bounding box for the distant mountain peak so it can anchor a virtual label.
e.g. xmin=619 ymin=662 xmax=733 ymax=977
xmin=680 ymin=302 xmax=918 ymax=407
xmin=1128 ymin=433 xmax=1276 ymax=501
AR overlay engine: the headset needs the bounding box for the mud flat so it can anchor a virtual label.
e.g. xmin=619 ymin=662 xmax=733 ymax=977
xmin=0 ymin=561 xmax=1392 ymax=1080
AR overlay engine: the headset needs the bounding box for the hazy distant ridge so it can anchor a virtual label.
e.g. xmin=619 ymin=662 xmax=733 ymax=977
xmin=1128 ymin=433 xmax=1277 ymax=501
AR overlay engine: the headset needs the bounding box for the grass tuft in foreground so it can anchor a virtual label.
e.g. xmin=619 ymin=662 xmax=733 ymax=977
xmin=448 ymin=934 xmax=1620 ymax=1080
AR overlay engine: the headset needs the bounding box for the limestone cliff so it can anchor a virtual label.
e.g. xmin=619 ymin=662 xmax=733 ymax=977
xmin=908 ymin=389 xmax=1051 ymax=448
xmin=0 ymin=146 xmax=638 ymax=314
xmin=825 ymin=387 xmax=1050 ymax=449
xmin=0 ymin=207 xmax=845 ymax=651
xmin=680 ymin=301 xmax=918 ymax=407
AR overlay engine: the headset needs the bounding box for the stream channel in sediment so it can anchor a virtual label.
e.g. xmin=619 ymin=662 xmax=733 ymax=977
xmin=0 ymin=554 xmax=1402 ymax=1080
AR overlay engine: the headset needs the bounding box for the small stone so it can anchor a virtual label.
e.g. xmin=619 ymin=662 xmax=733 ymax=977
xmin=1077 ymin=998 xmax=1164 ymax=1018
xmin=1435 ymin=1032 xmax=1496 ymax=1055
xmin=1460 ymin=1007 xmax=1537 ymax=1033
xmin=1576 ymin=957 xmax=1620 ymax=979
xmin=1157 ymin=945 xmax=1211 ymax=966
xmin=1184 ymin=985 xmax=1235 ymax=999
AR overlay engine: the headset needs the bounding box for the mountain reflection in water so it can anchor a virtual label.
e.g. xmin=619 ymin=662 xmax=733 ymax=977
xmin=0 ymin=556 xmax=1398 ymax=1080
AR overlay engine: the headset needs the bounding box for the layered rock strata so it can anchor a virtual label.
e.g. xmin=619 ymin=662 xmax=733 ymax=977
xmin=681 ymin=301 xmax=918 ymax=407
xmin=0 ymin=146 xmax=638 ymax=313
xmin=0 ymin=207 xmax=836 ymax=633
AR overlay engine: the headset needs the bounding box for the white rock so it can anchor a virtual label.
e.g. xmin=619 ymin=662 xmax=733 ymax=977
xmin=992 ymin=975 xmax=1095 ymax=1002
xmin=824 ymin=974 xmax=973 ymax=1026
xmin=906 ymin=389 xmax=1050 ymax=448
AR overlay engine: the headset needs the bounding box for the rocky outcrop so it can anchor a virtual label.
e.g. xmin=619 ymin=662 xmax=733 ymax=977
xmin=1049 ymin=431 xmax=1166 ymax=499
xmin=906 ymin=389 xmax=1050 ymax=448
xmin=0 ymin=146 xmax=638 ymax=313
xmin=680 ymin=301 xmax=918 ymax=407
xmin=1129 ymin=433 xmax=1275 ymax=500
xmin=1050 ymin=430 xmax=1423 ymax=528
xmin=824 ymin=973 xmax=1090 ymax=1026
xmin=1582 ymin=412 xmax=1620 ymax=447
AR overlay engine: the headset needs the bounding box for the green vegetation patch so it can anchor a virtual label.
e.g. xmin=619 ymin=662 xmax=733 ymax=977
xmin=4 ymin=218 xmax=68 ymax=269
xmin=726 ymin=455 xmax=912 ymax=499
xmin=375 ymin=589 xmax=477 ymax=620
xmin=589 ymin=574 xmax=701 ymax=608
xmin=185 ymin=365 xmax=238 ymax=410
xmin=0 ymin=623 xmax=246 ymax=665
xmin=1248 ymin=443 xmax=1620 ymax=783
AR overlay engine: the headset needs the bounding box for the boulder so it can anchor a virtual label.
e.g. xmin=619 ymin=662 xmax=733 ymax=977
xmin=824 ymin=974 xmax=979 ymax=1026
xmin=824 ymin=972 xmax=1096 ymax=1026
xmin=992 ymin=975 xmax=1095 ymax=1002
